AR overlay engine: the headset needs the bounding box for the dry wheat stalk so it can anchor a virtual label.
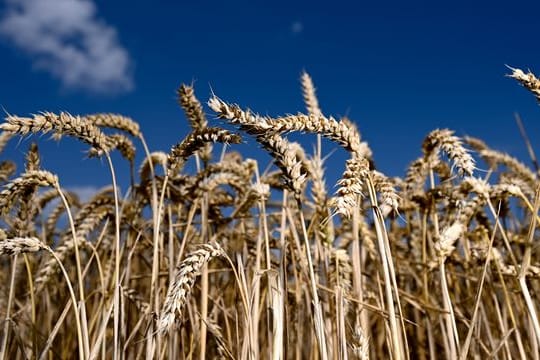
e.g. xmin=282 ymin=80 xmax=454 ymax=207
xmin=423 ymin=129 xmax=475 ymax=177
xmin=256 ymin=133 xmax=307 ymax=197
xmin=82 ymin=113 xmax=141 ymax=138
xmin=328 ymin=249 xmax=353 ymax=293
xmin=158 ymin=242 xmax=225 ymax=332
xmin=25 ymin=143 xmax=40 ymax=172
xmin=208 ymin=97 xmax=274 ymax=133
xmin=463 ymin=135 xmax=489 ymax=153
xmin=35 ymin=205 xmax=109 ymax=290
xmin=308 ymin=157 xmax=332 ymax=244
xmin=178 ymin=84 xmax=212 ymax=162
xmin=188 ymin=160 xmax=256 ymax=192
xmin=37 ymin=189 xmax=61 ymax=209
xmin=270 ymin=113 xmax=369 ymax=158
xmin=13 ymin=145 xmax=43 ymax=236
xmin=405 ymin=157 xmax=428 ymax=191
xmin=167 ymin=127 xmax=242 ymax=175
xmin=123 ymin=288 xmax=150 ymax=314
xmin=0 ymin=171 xmax=58 ymax=214
xmin=208 ymin=96 xmax=311 ymax=196
xmin=194 ymin=173 xmax=248 ymax=201
xmin=139 ymin=151 xmax=168 ymax=181
xmin=72 ymin=189 xmax=115 ymax=225
xmin=331 ymin=157 xmax=370 ymax=217
xmin=350 ymin=324 xmax=370 ymax=360
xmin=89 ymin=134 xmax=136 ymax=162
xmin=508 ymin=66 xmax=540 ymax=102
xmin=301 ymin=71 xmax=322 ymax=118
xmin=231 ymin=183 xmax=270 ymax=218
xmin=478 ymin=149 xmax=537 ymax=191
xmin=433 ymin=223 xmax=466 ymax=259
xmin=178 ymin=84 xmax=209 ymax=131
xmin=0 ymin=236 xmax=49 ymax=255
xmin=0 ymin=131 xmax=13 ymax=155
xmin=1 ymin=112 xmax=112 ymax=152
xmin=371 ymin=170 xmax=399 ymax=216
xmin=0 ymin=161 xmax=16 ymax=183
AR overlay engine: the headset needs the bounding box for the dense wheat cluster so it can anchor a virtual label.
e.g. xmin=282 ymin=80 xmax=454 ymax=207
xmin=0 ymin=68 xmax=538 ymax=359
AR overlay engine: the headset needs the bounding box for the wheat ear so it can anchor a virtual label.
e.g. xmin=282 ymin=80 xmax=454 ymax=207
xmin=158 ymin=242 xmax=225 ymax=333
xmin=331 ymin=157 xmax=370 ymax=217
xmin=423 ymin=128 xmax=475 ymax=176
xmin=1 ymin=112 xmax=112 ymax=152
xmin=168 ymin=128 xmax=242 ymax=175
xmin=82 ymin=113 xmax=141 ymax=137
xmin=301 ymin=71 xmax=322 ymax=117
xmin=0 ymin=171 xmax=58 ymax=214
xmin=0 ymin=236 xmax=49 ymax=255
xmin=507 ymin=66 xmax=540 ymax=102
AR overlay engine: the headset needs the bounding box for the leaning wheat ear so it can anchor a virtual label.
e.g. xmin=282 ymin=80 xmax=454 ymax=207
xmin=178 ymin=84 xmax=212 ymax=162
xmin=331 ymin=157 xmax=370 ymax=218
xmin=507 ymin=66 xmax=540 ymax=102
xmin=0 ymin=236 xmax=49 ymax=256
xmin=0 ymin=170 xmax=58 ymax=215
xmin=1 ymin=112 xmax=112 ymax=153
xmin=89 ymin=134 xmax=136 ymax=163
xmin=422 ymin=128 xmax=475 ymax=177
xmin=167 ymin=127 xmax=242 ymax=176
xmin=157 ymin=242 xmax=225 ymax=333
xmin=208 ymin=97 xmax=308 ymax=197
xmin=82 ymin=113 xmax=141 ymax=138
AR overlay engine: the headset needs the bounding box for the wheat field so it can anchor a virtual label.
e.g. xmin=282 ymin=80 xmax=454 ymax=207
xmin=0 ymin=67 xmax=538 ymax=359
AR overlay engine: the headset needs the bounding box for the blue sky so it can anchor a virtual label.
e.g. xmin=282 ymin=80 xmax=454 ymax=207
xmin=0 ymin=0 xmax=539 ymax=191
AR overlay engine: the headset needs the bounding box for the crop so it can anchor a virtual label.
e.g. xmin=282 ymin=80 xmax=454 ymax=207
xmin=0 ymin=69 xmax=538 ymax=359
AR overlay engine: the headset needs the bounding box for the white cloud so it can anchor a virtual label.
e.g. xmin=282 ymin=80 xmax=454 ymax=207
xmin=0 ymin=0 xmax=134 ymax=94
xmin=291 ymin=21 xmax=303 ymax=34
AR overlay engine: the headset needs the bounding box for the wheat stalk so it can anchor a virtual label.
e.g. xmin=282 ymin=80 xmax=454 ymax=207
xmin=158 ymin=242 xmax=225 ymax=333
xmin=0 ymin=236 xmax=49 ymax=255
xmin=1 ymin=112 xmax=112 ymax=152
xmin=508 ymin=66 xmax=540 ymax=102
xmin=423 ymin=128 xmax=475 ymax=176
xmin=82 ymin=113 xmax=141 ymax=138
xmin=168 ymin=127 xmax=242 ymax=175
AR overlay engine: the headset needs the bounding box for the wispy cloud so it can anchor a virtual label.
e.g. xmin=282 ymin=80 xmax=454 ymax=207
xmin=291 ymin=21 xmax=303 ymax=34
xmin=0 ymin=0 xmax=133 ymax=94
